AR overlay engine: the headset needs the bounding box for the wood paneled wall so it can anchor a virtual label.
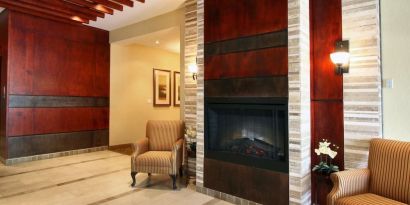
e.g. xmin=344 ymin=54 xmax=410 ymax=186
xmin=0 ymin=10 xmax=109 ymax=160
xmin=0 ymin=10 xmax=9 ymax=160
xmin=310 ymin=0 xmax=344 ymax=204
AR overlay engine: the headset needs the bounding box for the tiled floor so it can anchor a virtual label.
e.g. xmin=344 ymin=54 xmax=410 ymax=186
xmin=0 ymin=151 xmax=231 ymax=205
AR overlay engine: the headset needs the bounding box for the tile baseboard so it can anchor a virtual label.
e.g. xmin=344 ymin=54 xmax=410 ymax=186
xmin=1 ymin=146 xmax=108 ymax=166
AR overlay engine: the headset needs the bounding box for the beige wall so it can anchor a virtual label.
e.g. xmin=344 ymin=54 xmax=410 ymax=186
xmin=381 ymin=0 xmax=410 ymax=142
xmin=110 ymin=44 xmax=181 ymax=145
xmin=110 ymin=8 xmax=186 ymax=121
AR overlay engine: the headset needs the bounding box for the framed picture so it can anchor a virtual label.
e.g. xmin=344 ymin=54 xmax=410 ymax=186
xmin=153 ymin=69 xmax=171 ymax=106
xmin=174 ymin=71 xmax=181 ymax=107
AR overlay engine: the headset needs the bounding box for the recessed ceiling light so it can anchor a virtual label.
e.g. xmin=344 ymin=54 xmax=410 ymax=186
xmin=155 ymin=40 xmax=160 ymax=45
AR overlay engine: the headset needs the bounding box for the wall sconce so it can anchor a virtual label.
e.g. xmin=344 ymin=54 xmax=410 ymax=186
xmin=188 ymin=63 xmax=198 ymax=80
xmin=330 ymin=40 xmax=350 ymax=75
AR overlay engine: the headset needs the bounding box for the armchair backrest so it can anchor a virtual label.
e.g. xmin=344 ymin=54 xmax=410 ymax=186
xmin=368 ymin=138 xmax=410 ymax=204
xmin=146 ymin=120 xmax=184 ymax=151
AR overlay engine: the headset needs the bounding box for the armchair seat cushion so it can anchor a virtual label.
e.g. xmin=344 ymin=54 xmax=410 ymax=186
xmin=336 ymin=193 xmax=406 ymax=205
xmin=135 ymin=151 xmax=172 ymax=174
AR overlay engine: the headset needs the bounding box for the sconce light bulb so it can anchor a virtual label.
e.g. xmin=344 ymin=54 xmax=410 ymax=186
xmin=188 ymin=64 xmax=198 ymax=73
xmin=330 ymin=51 xmax=350 ymax=67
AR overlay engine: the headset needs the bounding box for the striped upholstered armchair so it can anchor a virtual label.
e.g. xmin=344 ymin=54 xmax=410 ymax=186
xmin=130 ymin=120 xmax=185 ymax=189
xmin=327 ymin=139 xmax=410 ymax=205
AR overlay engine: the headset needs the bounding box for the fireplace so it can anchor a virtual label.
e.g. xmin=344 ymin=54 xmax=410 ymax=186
xmin=205 ymin=97 xmax=288 ymax=173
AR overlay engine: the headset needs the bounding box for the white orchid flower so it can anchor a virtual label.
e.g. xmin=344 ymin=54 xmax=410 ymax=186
xmin=319 ymin=146 xmax=330 ymax=155
xmin=329 ymin=150 xmax=338 ymax=159
xmin=319 ymin=141 xmax=331 ymax=148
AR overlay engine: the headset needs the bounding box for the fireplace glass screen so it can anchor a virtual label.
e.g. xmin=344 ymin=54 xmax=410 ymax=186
xmin=205 ymin=101 xmax=288 ymax=172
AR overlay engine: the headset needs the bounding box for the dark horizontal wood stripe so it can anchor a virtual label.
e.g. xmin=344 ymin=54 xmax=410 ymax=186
xmin=205 ymin=76 xmax=288 ymax=98
xmin=8 ymin=107 xmax=109 ymax=136
xmin=205 ymin=30 xmax=287 ymax=56
xmin=205 ymin=47 xmax=288 ymax=80
xmin=8 ymin=129 xmax=109 ymax=158
xmin=9 ymin=95 xmax=109 ymax=108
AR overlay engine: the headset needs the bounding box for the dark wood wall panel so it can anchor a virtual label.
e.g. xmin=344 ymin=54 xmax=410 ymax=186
xmin=8 ymin=108 xmax=108 ymax=137
xmin=204 ymin=158 xmax=289 ymax=205
xmin=9 ymin=95 xmax=109 ymax=108
xmin=204 ymin=0 xmax=287 ymax=43
xmin=0 ymin=10 xmax=9 ymax=159
xmin=205 ymin=77 xmax=288 ymax=98
xmin=2 ymin=11 xmax=110 ymax=159
xmin=311 ymin=0 xmax=343 ymax=100
xmin=95 ymin=44 xmax=110 ymax=97
xmin=205 ymin=47 xmax=288 ymax=80
xmin=310 ymin=0 xmax=344 ymax=204
xmin=8 ymin=130 xmax=108 ymax=158
xmin=8 ymin=11 xmax=109 ymax=97
xmin=311 ymin=102 xmax=344 ymax=169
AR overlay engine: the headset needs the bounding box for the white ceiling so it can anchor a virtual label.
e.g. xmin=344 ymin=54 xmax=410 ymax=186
xmin=89 ymin=0 xmax=185 ymax=31
xmin=117 ymin=26 xmax=180 ymax=53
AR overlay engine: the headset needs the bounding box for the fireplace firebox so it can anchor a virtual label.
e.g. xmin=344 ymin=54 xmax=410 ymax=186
xmin=205 ymin=97 xmax=288 ymax=173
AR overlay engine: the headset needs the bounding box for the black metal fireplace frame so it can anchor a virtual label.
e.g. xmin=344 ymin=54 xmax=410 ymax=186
xmin=204 ymin=97 xmax=289 ymax=173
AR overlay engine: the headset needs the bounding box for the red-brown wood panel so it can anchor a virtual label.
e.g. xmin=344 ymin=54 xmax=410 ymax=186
xmin=311 ymin=102 xmax=344 ymax=171
xmin=94 ymin=44 xmax=110 ymax=96
xmin=0 ymin=10 xmax=9 ymax=159
xmin=204 ymin=0 xmax=287 ymax=43
xmin=311 ymin=101 xmax=344 ymax=205
xmin=7 ymin=11 xmax=109 ymax=97
xmin=310 ymin=0 xmax=344 ymax=203
xmin=310 ymin=0 xmax=343 ymax=100
xmin=10 ymin=11 xmax=98 ymax=43
xmin=8 ymin=107 xmax=108 ymax=137
xmin=205 ymin=47 xmax=288 ymax=80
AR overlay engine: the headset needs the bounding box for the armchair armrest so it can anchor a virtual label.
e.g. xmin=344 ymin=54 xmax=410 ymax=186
xmin=131 ymin=138 xmax=149 ymax=172
xmin=171 ymin=138 xmax=184 ymax=175
xmin=327 ymin=168 xmax=370 ymax=205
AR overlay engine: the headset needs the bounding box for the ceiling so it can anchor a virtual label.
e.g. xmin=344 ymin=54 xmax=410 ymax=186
xmin=89 ymin=0 xmax=185 ymax=31
xmin=117 ymin=26 xmax=180 ymax=53
xmin=0 ymin=0 xmax=174 ymax=28
xmin=0 ymin=0 xmax=145 ymax=24
xmin=0 ymin=1 xmax=184 ymax=31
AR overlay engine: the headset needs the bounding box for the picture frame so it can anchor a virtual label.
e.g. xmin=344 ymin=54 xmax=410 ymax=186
xmin=174 ymin=71 xmax=181 ymax=107
xmin=153 ymin=68 xmax=171 ymax=107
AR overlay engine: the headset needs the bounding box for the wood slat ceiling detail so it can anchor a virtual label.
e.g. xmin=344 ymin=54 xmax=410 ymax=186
xmin=0 ymin=0 xmax=145 ymax=25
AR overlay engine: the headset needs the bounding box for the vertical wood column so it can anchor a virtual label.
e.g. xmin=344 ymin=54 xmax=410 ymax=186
xmin=342 ymin=0 xmax=382 ymax=169
xmin=288 ymin=0 xmax=311 ymax=204
xmin=310 ymin=1 xmax=344 ymax=204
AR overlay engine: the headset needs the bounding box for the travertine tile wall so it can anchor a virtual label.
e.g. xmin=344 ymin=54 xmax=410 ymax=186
xmin=342 ymin=0 xmax=382 ymax=170
xmin=288 ymin=0 xmax=311 ymax=204
xmin=184 ymin=0 xmax=199 ymax=178
xmin=184 ymin=0 xmax=198 ymax=131
xmin=195 ymin=0 xmax=205 ymax=188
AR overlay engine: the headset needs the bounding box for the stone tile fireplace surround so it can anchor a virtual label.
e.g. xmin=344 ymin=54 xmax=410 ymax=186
xmin=183 ymin=0 xmax=381 ymax=204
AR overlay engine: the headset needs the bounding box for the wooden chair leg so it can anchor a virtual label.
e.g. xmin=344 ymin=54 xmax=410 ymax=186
xmin=179 ymin=167 xmax=183 ymax=177
xmin=131 ymin=172 xmax=137 ymax=187
xmin=170 ymin=175 xmax=177 ymax=190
